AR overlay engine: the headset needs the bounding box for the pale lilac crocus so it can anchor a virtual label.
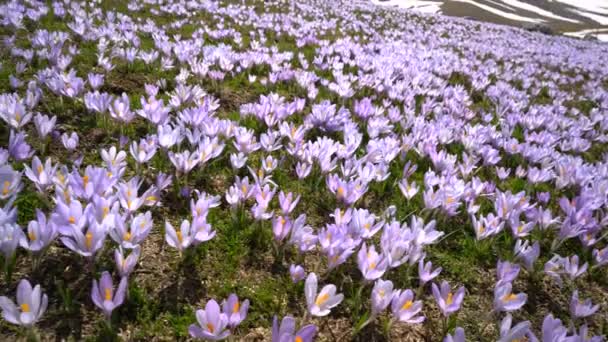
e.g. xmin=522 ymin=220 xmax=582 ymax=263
xmin=497 ymin=314 xmax=537 ymax=342
xmin=222 ymin=294 xmax=249 ymax=329
xmin=189 ymin=299 xmax=230 ymax=340
xmin=91 ymin=271 xmax=127 ymax=320
xmin=444 ymin=327 xmax=465 ymax=342
xmin=496 ymin=260 xmax=520 ymax=284
xmin=271 ymin=315 xmax=317 ymax=342
xmin=391 ymin=289 xmax=424 ymax=323
xmin=357 ymin=243 xmax=388 ymax=281
xmin=305 ymin=272 xmax=344 ymax=317
xmin=165 ymin=220 xmax=196 ymax=252
xmin=19 ymin=209 xmax=57 ymax=252
xmin=290 ymin=264 xmax=306 ymax=283
xmin=570 ymin=290 xmax=599 ymax=318
xmin=432 ymin=281 xmax=465 ymax=317
xmin=371 ymin=279 xmax=394 ymax=316
xmin=419 ymin=258 xmax=442 ymax=286
xmin=114 ymin=246 xmax=140 ymax=278
xmin=0 ymin=279 xmax=47 ymax=326
xmin=493 ymin=282 xmax=527 ymax=312
xmin=61 ymin=132 xmax=79 ymax=151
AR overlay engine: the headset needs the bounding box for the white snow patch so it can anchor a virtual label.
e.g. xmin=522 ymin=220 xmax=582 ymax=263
xmin=370 ymin=0 xmax=443 ymax=14
xmin=448 ymin=0 xmax=545 ymax=23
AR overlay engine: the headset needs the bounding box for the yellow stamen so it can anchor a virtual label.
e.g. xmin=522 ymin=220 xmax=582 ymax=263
xmin=86 ymin=232 xmax=93 ymax=250
xmin=280 ymin=218 xmax=286 ymax=225
xmin=37 ymin=165 xmax=43 ymax=174
xmin=364 ymin=223 xmax=371 ymax=230
xmin=315 ymin=293 xmax=330 ymax=306
xmin=105 ymin=288 xmax=112 ymax=301
xmin=20 ymin=303 xmax=29 ymax=313
xmin=295 ymin=337 xmax=303 ymax=342
xmin=233 ymin=301 xmax=240 ymax=313
xmin=82 ymin=175 xmax=89 ymax=186
xmin=337 ymin=186 xmax=344 ymax=196
xmin=502 ymin=293 xmax=518 ymax=302
xmin=402 ymin=300 xmax=413 ymax=310
xmin=2 ymin=181 xmax=10 ymax=195
xmin=241 ymin=185 xmax=247 ymax=193
xmin=68 ymin=216 xmax=76 ymax=224
xmin=258 ymin=169 xmax=263 ymax=178
xmin=517 ymin=225 xmax=523 ymax=234
xmin=123 ymin=232 xmax=132 ymax=241
xmin=446 ymin=292 xmax=453 ymax=305
xmin=446 ymin=196 xmax=454 ymax=204
xmin=369 ymin=262 xmax=376 ymax=270
xmin=207 ymin=323 xmax=215 ymax=333
xmin=146 ymin=195 xmax=157 ymax=202
xmin=15 ymin=112 xmax=21 ymax=122
xmin=28 ymin=231 xmax=36 ymax=241
xmin=102 ymin=206 xmax=109 ymax=218
xmin=176 ymin=231 xmax=183 ymax=243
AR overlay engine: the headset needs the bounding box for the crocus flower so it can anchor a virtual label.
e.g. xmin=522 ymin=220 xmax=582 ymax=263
xmin=514 ymin=239 xmax=540 ymax=271
xmin=271 ymin=315 xmax=317 ymax=342
xmin=432 ymin=281 xmax=465 ymax=317
xmin=1 ymin=222 xmax=25 ymax=259
xmin=278 ymin=191 xmax=300 ymax=215
xmin=114 ymin=246 xmax=140 ymax=278
xmin=493 ymin=282 xmax=527 ymax=312
xmin=0 ymin=279 xmax=47 ymax=326
xmin=165 ymin=220 xmax=195 ymax=252
xmin=570 ymin=290 xmax=599 ymax=318
xmin=60 ymin=223 xmax=106 ymax=258
xmin=357 ymin=243 xmax=388 ymax=281
xmin=8 ymin=131 xmax=33 ymax=161
xmin=33 ymin=114 xmax=56 ymax=139
xmin=305 ymin=272 xmax=344 ymax=317
xmin=61 ymin=132 xmax=79 ymax=151
xmin=222 ymin=294 xmax=249 ymax=329
xmin=391 ymin=289 xmax=424 ymax=323
xmin=91 ymin=271 xmax=127 ymax=320
xmin=496 ymin=260 xmax=520 ymax=284
xmin=497 ymin=314 xmax=537 ymax=342
xmin=189 ymin=299 xmax=230 ymax=340
xmin=290 ymin=264 xmax=306 ymax=283
xmin=419 ymin=258 xmax=442 ymax=286
xmin=23 ymin=156 xmax=55 ymax=192
xmin=0 ymin=165 xmax=22 ymax=200
xmin=444 ymin=327 xmax=465 ymax=342
xmin=19 ymin=209 xmax=57 ymax=252
xmin=371 ymin=279 xmax=394 ymax=316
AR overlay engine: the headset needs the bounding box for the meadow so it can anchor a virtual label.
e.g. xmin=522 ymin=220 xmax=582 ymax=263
xmin=0 ymin=0 xmax=607 ymax=340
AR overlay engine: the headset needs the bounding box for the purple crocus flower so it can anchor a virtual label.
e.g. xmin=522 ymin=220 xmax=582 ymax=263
xmin=570 ymin=290 xmax=599 ymax=318
xmin=444 ymin=327 xmax=465 ymax=342
xmin=189 ymin=299 xmax=230 ymax=340
xmin=419 ymin=258 xmax=442 ymax=286
xmin=305 ymin=272 xmax=343 ymax=317
xmin=431 ymin=281 xmax=465 ymax=317
xmin=33 ymin=114 xmax=56 ymax=139
xmin=271 ymin=315 xmax=317 ymax=342
xmin=1 ymin=222 xmax=24 ymax=259
xmin=391 ymin=289 xmax=424 ymax=323
xmin=514 ymin=239 xmax=540 ymax=271
xmin=221 ymin=294 xmax=249 ymax=329
xmin=60 ymin=222 xmax=106 ymax=258
xmin=114 ymin=246 xmax=140 ymax=278
xmin=357 ymin=243 xmax=388 ymax=281
xmin=8 ymin=130 xmax=33 ymax=161
xmin=289 ymin=264 xmax=306 ymax=283
xmin=493 ymin=282 xmax=527 ymax=312
xmin=164 ymin=220 xmax=195 ymax=252
xmin=91 ymin=271 xmax=127 ymax=320
xmin=371 ymin=279 xmax=394 ymax=316
xmin=278 ymin=191 xmax=300 ymax=215
xmin=498 ymin=314 xmax=537 ymax=342
xmin=496 ymin=260 xmax=520 ymax=284
xmin=61 ymin=132 xmax=79 ymax=151
xmin=19 ymin=209 xmax=57 ymax=252
xmin=0 ymin=279 xmax=47 ymax=326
